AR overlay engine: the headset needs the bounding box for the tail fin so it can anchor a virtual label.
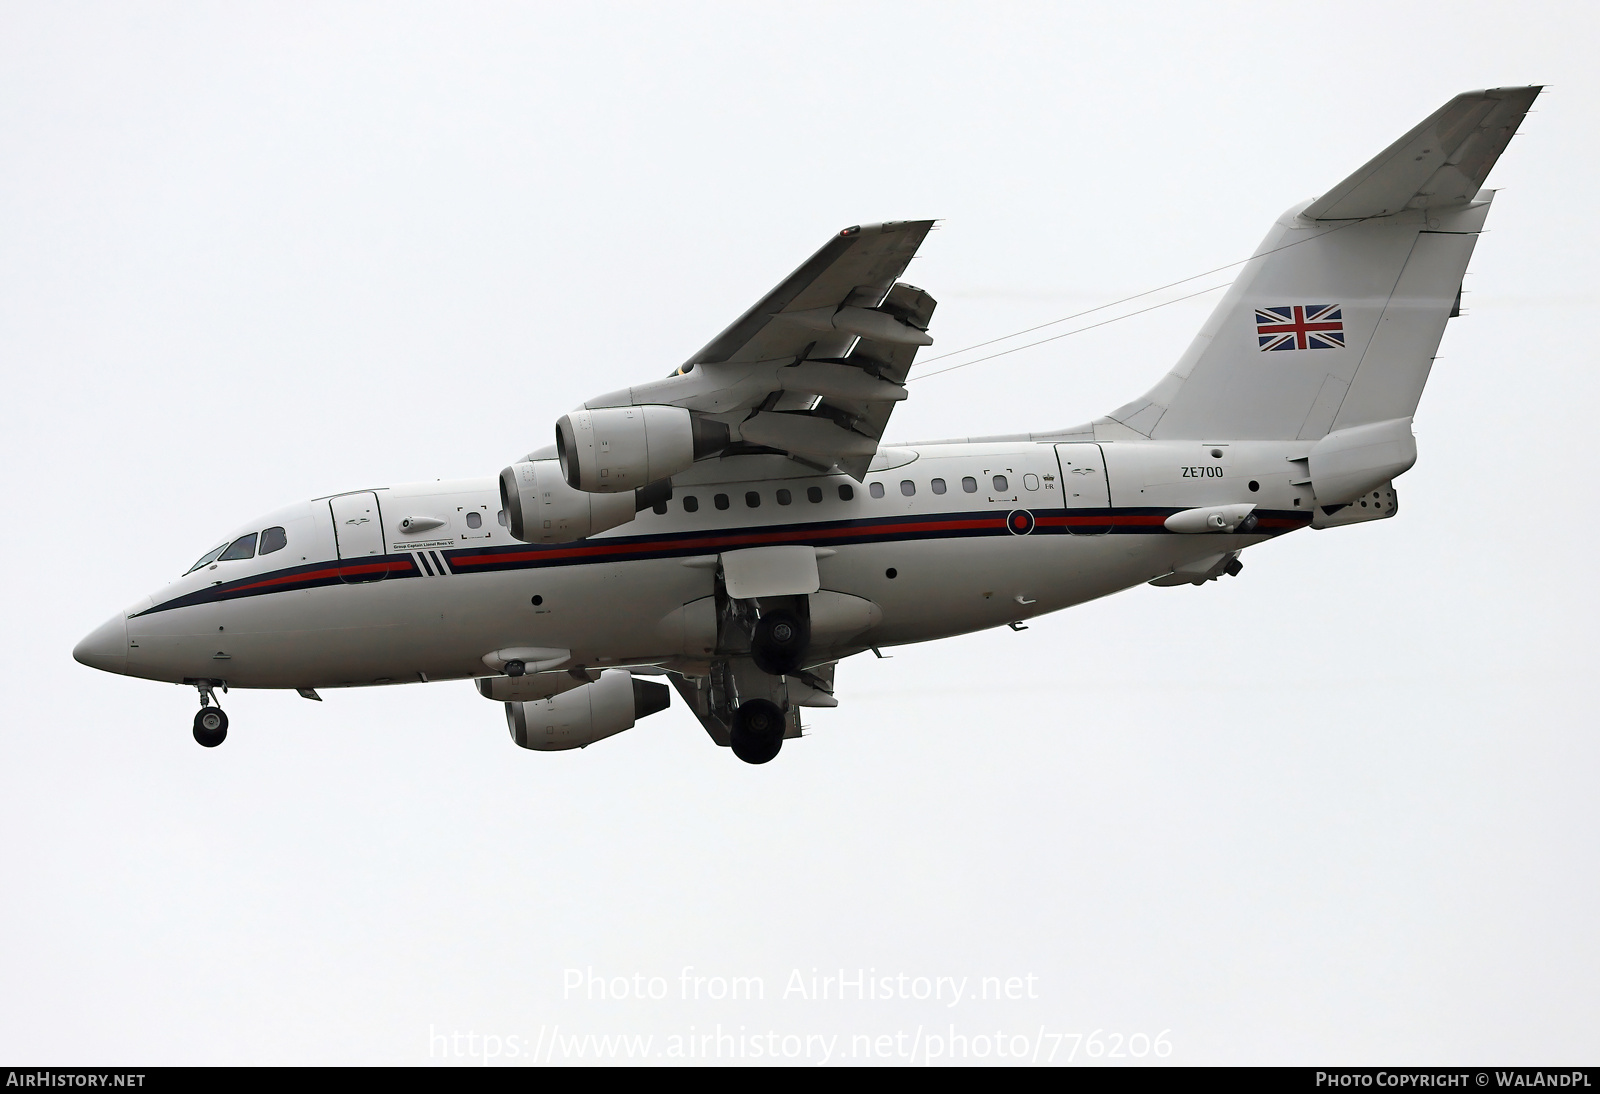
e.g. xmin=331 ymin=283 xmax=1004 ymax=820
xmin=1107 ymin=86 xmax=1541 ymax=442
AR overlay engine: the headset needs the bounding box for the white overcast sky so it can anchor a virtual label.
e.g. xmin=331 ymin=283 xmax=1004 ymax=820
xmin=2 ymin=0 xmax=1596 ymax=1066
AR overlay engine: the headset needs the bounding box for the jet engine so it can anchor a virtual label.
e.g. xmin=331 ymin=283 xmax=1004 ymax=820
xmin=555 ymin=405 xmax=700 ymax=493
xmin=498 ymin=458 xmax=651 ymax=544
xmin=505 ymin=669 xmax=671 ymax=751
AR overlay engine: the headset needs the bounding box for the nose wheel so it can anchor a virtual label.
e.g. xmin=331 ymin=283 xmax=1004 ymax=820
xmin=193 ymin=707 xmax=229 ymax=747
xmin=191 ymin=681 xmax=228 ymax=747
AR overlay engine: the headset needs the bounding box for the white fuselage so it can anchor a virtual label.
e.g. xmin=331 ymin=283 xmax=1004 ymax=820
xmin=84 ymin=438 xmax=1318 ymax=691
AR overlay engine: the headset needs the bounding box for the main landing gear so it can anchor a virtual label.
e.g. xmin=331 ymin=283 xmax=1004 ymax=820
xmin=191 ymin=681 xmax=228 ymax=747
xmin=750 ymin=608 xmax=808 ymax=677
xmin=729 ymin=698 xmax=784 ymax=765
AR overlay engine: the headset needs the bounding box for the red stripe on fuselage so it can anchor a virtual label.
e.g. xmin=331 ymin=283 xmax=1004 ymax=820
xmin=178 ymin=509 xmax=1314 ymax=608
xmin=1039 ymin=513 xmax=1169 ymax=528
xmin=450 ymin=509 xmax=1310 ymax=568
xmin=227 ymin=558 xmax=415 ymax=592
xmin=447 ymin=515 xmax=1008 ymax=568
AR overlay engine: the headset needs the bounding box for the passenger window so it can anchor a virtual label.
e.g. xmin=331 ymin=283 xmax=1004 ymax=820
xmin=900 ymin=480 xmax=915 ymax=496
xmin=838 ymin=484 xmax=854 ymax=501
xmin=714 ymin=494 xmax=730 ymax=510
xmin=869 ymin=482 xmax=885 ymax=498
xmin=745 ymin=491 xmax=761 ymax=508
xmin=652 ymin=501 xmax=668 ymax=515
xmin=807 ymin=486 xmax=823 ymax=504
xmin=992 ymin=475 xmax=1009 ymax=492
xmin=185 ymin=543 xmax=228 ymax=575
xmin=931 ymin=478 xmax=946 ymax=495
xmin=219 ymin=533 xmax=258 ymax=561
xmin=683 ymin=495 xmax=700 ymax=513
xmin=259 ymin=526 xmax=288 ymax=555
xmin=962 ymin=476 xmax=977 ymax=493
xmin=776 ymin=489 xmax=792 ymax=505
xmin=1024 ymin=474 xmax=1040 ymax=491
xmin=497 ymin=510 xmax=508 ymax=527
xmin=465 ymin=511 xmax=483 ymax=529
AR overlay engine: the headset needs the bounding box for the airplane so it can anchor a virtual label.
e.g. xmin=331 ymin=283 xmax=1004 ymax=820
xmin=74 ymin=86 xmax=1541 ymax=764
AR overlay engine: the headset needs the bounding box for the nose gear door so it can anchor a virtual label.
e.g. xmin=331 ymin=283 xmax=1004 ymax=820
xmin=1054 ymin=443 xmax=1111 ymax=535
xmin=329 ymin=491 xmax=390 ymax=583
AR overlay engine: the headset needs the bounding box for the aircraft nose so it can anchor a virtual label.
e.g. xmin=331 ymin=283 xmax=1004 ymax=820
xmin=73 ymin=613 xmax=129 ymax=674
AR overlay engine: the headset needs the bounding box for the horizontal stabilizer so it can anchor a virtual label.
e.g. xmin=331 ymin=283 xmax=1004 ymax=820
xmin=1302 ymin=86 xmax=1541 ymax=220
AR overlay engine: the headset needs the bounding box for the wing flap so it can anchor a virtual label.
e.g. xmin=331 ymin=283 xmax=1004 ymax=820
xmin=738 ymin=411 xmax=880 ymax=461
xmin=817 ymin=281 xmax=938 ymax=477
xmin=668 ymin=671 xmax=731 ymax=747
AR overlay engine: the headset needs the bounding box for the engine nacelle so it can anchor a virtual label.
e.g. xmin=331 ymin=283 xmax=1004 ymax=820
xmin=498 ymin=458 xmax=637 ymax=543
xmin=505 ymin=669 xmax=671 ymax=751
xmin=556 ymin=404 xmax=696 ymax=493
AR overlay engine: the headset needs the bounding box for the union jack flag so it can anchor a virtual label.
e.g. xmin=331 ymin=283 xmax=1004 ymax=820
xmin=1256 ymin=304 xmax=1344 ymax=351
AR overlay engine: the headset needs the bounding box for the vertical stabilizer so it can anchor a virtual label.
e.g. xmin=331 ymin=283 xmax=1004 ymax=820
xmin=1104 ymin=86 xmax=1539 ymax=442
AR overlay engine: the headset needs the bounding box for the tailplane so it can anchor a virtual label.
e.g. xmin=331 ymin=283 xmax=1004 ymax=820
xmin=1102 ymin=86 xmax=1541 ymax=442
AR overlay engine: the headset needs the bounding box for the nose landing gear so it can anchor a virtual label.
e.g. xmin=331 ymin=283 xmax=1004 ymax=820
xmin=191 ymin=681 xmax=228 ymax=747
xmin=193 ymin=707 xmax=228 ymax=747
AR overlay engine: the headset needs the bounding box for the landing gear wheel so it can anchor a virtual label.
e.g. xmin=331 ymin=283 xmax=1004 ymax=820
xmin=729 ymin=699 xmax=785 ymax=765
xmin=193 ymin=706 xmax=229 ymax=748
xmin=750 ymin=609 xmax=808 ymax=677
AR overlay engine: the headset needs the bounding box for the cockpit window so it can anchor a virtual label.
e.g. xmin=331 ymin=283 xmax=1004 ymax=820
xmin=218 ymin=533 xmax=258 ymax=561
xmin=185 ymin=544 xmax=228 ymax=575
xmin=259 ymin=526 xmax=288 ymax=555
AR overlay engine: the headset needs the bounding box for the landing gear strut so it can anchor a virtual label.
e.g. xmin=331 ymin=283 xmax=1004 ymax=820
xmin=192 ymin=681 xmax=228 ymax=747
xmin=730 ymin=698 xmax=784 ymax=765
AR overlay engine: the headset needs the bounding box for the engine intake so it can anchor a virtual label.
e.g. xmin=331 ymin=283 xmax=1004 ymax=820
xmin=505 ymin=669 xmax=671 ymax=751
xmin=555 ymin=405 xmax=698 ymax=493
xmin=498 ymin=458 xmax=637 ymax=543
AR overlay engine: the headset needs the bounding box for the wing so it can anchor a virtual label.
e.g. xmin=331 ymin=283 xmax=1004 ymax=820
xmin=581 ymin=221 xmax=938 ymax=479
xmin=668 ymin=661 xmax=835 ymax=747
